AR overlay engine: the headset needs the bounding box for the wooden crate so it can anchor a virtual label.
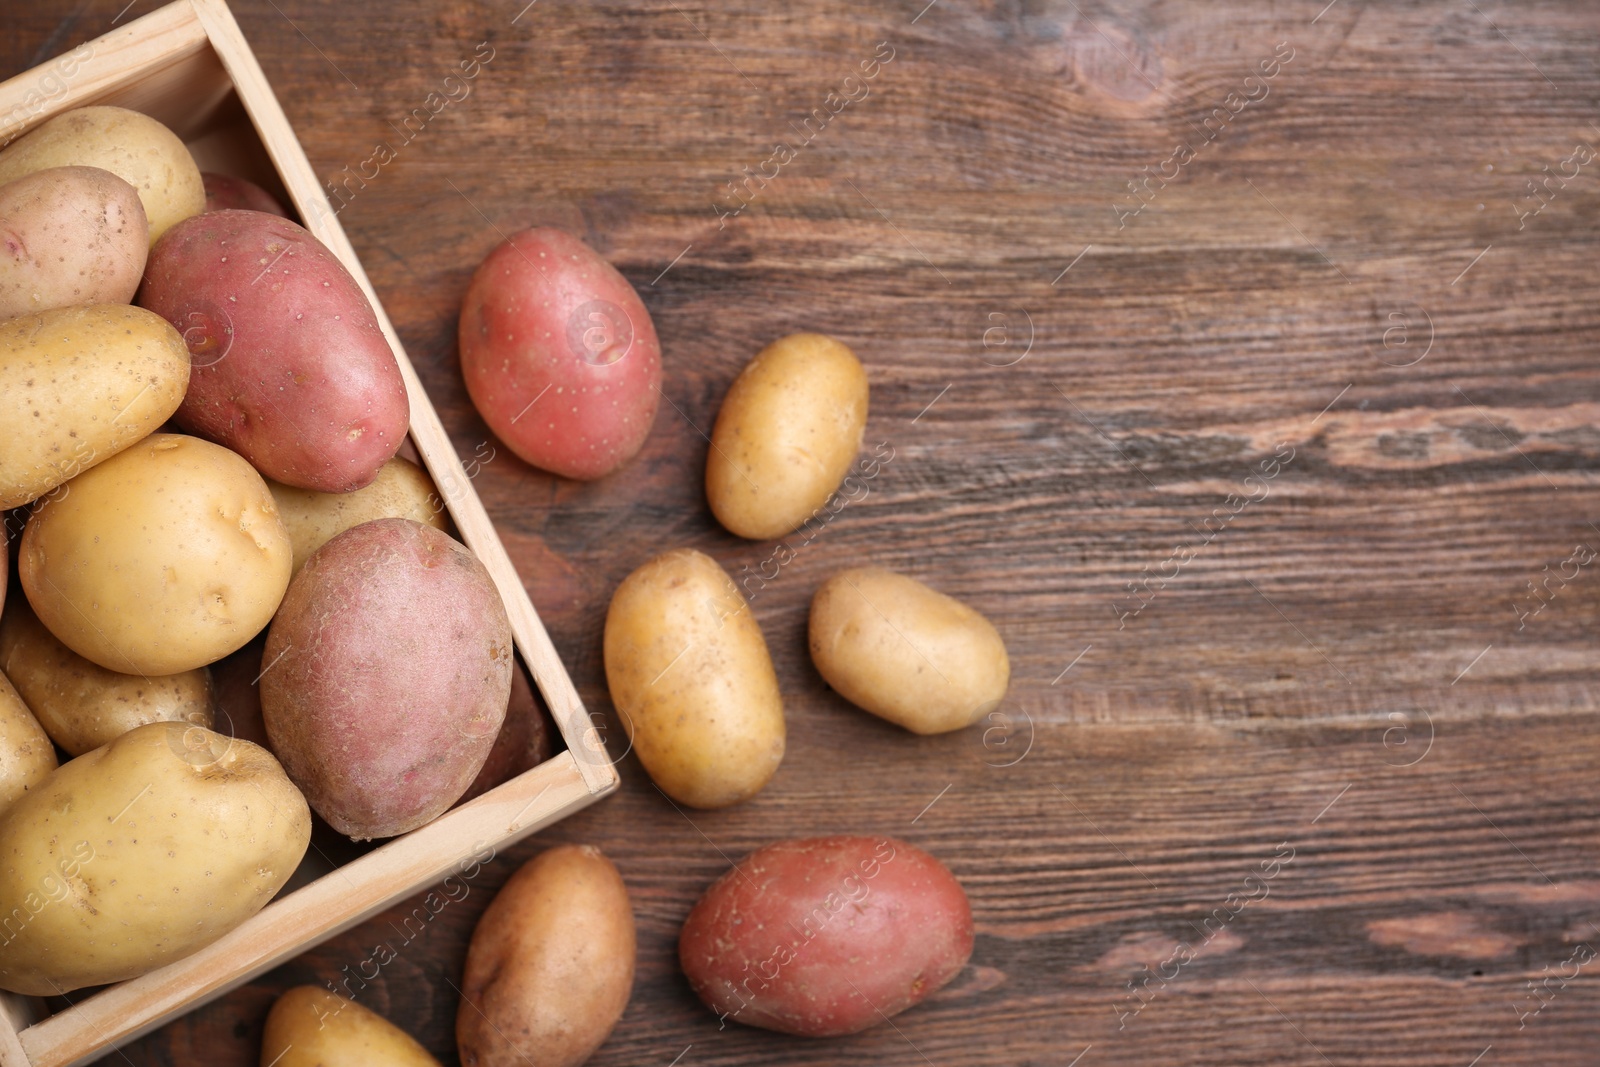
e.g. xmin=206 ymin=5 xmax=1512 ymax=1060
xmin=0 ymin=2 xmax=619 ymax=1063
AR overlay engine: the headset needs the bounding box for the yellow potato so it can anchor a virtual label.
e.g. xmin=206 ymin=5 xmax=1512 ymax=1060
xmin=457 ymin=845 xmax=635 ymax=1067
xmin=809 ymin=566 xmax=1010 ymax=735
xmin=706 ymin=332 xmax=869 ymax=540
xmin=267 ymin=457 xmax=447 ymax=575
xmin=0 ymin=597 xmax=212 ymax=756
xmin=603 ymin=548 xmax=784 ymax=808
xmin=0 ymin=721 xmax=310 ymax=995
xmin=262 ymin=986 xmax=441 ymax=1067
xmin=0 ymin=304 xmax=190 ymax=510
xmin=0 ymin=669 xmax=56 ymax=816
xmin=0 ymin=166 xmax=149 ymax=320
xmin=19 ymin=433 xmax=292 ymax=676
xmin=0 ymin=106 xmax=203 ymax=244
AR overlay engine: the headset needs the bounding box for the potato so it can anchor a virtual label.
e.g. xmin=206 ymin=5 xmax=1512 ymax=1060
xmin=19 ymin=433 xmax=292 ymax=676
xmin=0 ymin=304 xmax=190 ymax=510
xmin=459 ymin=227 xmax=661 ymax=481
xmin=0 ymin=596 xmax=212 ymax=756
xmin=139 ymin=209 xmax=410 ymax=492
xmin=0 ymin=106 xmax=203 ymax=244
xmin=603 ymin=548 xmax=784 ymax=808
xmin=809 ymin=566 xmax=1010 ymax=735
xmin=0 ymin=669 xmax=56 ymax=816
xmin=262 ymin=986 xmax=441 ymax=1067
xmin=706 ymin=332 xmax=868 ymax=540
xmin=267 ymin=457 xmax=446 ymax=575
xmin=261 ymin=518 xmax=512 ymax=840
xmin=457 ymin=845 xmax=635 ymax=1067
xmin=0 ymin=721 xmax=310 ymax=995
xmin=0 ymin=166 xmax=148 ymax=320
xmin=202 ymin=172 xmax=288 ymax=217
xmin=460 ymin=662 xmax=553 ymax=804
xmin=680 ymin=836 xmax=973 ymax=1036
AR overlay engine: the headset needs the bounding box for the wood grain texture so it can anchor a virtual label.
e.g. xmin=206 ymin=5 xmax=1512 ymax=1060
xmin=5 ymin=0 xmax=1600 ymax=1064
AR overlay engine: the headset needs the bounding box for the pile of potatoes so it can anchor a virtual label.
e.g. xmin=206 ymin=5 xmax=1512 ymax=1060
xmin=2 ymin=100 xmax=1005 ymax=1062
xmin=0 ymin=106 xmax=546 ymax=996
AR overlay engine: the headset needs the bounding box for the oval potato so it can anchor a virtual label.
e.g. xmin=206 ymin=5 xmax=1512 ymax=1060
xmin=0 ymin=721 xmax=310 ymax=995
xmin=457 ymin=845 xmax=635 ymax=1067
xmin=603 ymin=548 xmax=785 ymax=808
xmin=267 ymin=457 xmax=446 ymax=575
xmin=0 ymin=669 xmax=56 ymax=816
xmin=261 ymin=518 xmax=512 ymax=840
xmin=809 ymin=566 xmax=1009 ymax=735
xmin=0 ymin=106 xmax=203 ymax=244
xmin=706 ymin=333 xmax=868 ymax=540
xmin=0 ymin=304 xmax=190 ymax=510
xmin=19 ymin=433 xmax=292 ymax=675
xmin=0 ymin=596 xmax=212 ymax=756
xmin=679 ymin=835 xmax=973 ymax=1036
xmin=459 ymin=227 xmax=661 ymax=481
xmin=0 ymin=166 xmax=148 ymax=320
xmin=139 ymin=209 xmax=410 ymax=492
xmin=262 ymin=986 xmax=441 ymax=1067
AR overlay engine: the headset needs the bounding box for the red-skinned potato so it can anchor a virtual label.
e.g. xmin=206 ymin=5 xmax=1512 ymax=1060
xmin=260 ymin=518 xmax=512 ymax=840
xmin=201 ymin=172 xmax=288 ymax=216
xmin=138 ymin=209 xmax=409 ymax=492
xmin=459 ymin=228 xmax=660 ymax=480
xmin=680 ymin=835 xmax=973 ymax=1037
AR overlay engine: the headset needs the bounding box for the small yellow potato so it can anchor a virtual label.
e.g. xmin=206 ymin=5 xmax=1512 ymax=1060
xmin=706 ymin=332 xmax=868 ymax=540
xmin=0 ymin=166 xmax=148 ymax=320
xmin=603 ymin=548 xmax=784 ymax=808
xmin=19 ymin=433 xmax=292 ymax=676
xmin=267 ymin=457 xmax=447 ymax=575
xmin=0 ymin=721 xmax=310 ymax=995
xmin=262 ymin=986 xmax=441 ymax=1067
xmin=809 ymin=566 xmax=1010 ymax=735
xmin=0 ymin=596 xmax=212 ymax=756
xmin=0 ymin=669 xmax=56 ymax=816
xmin=0 ymin=303 xmax=190 ymax=510
xmin=0 ymin=106 xmax=203 ymax=244
xmin=457 ymin=845 xmax=635 ymax=1067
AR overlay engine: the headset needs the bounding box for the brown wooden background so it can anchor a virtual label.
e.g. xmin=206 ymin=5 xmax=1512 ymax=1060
xmin=8 ymin=0 xmax=1600 ymax=1064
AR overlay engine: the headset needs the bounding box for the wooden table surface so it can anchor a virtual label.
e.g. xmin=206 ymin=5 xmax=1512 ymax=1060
xmin=8 ymin=0 xmax=1600 ymax=1064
